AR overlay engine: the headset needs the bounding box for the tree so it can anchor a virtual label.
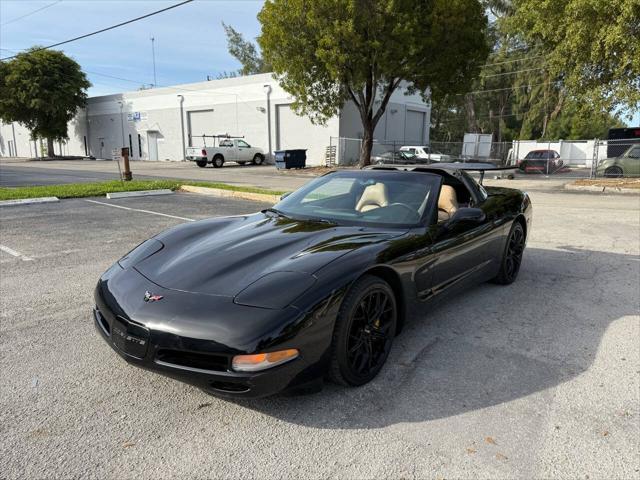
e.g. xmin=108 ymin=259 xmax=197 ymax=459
xmin=0 ymin=48 xmax=90 ymax=157
xmin=222 ymin=22 xmax=271 ymax=76
xmin=504 ymin=0 xmax=640 ymax=115
xmin=258 ymin=0 xmax=490 ymax=166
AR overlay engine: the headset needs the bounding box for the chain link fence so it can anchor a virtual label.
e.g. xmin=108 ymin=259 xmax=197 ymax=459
xmin=330 ymin=136 xmax=640 ymax=179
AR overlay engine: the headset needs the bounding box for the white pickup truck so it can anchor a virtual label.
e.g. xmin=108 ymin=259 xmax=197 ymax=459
xmin=186 ymin=139 xmax=265 ymax=168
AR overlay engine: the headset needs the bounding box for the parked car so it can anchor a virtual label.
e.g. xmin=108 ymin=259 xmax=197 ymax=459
xmin=399 ymin=145 xmax=452 ymax=163
xmin=596 ymin=144 xmax=640 ymax=177
xmin=93 ymin=165 xmax=531 ymax=397
xmin=518 ymin=149 xmax=564 ymax=174
xmin=186 ymin=138 xmax=265 ymax=168
xmin=371 ymin=150 xmax=417 ymax=165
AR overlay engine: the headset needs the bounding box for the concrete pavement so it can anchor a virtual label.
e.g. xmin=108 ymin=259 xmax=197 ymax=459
xmin=1 ymin=190 xmax=638 ymax=479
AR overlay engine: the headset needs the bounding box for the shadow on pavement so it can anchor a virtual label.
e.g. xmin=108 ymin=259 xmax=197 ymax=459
xmin=233 ymin=246 xmax=638 ymax=428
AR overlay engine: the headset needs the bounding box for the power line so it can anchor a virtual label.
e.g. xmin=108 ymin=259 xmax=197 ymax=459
xmin=1 ymin=1 xmax=62 ymax=27
xmin=0 ymin=0 xmax=194 ymax=61
xmin=456 ymin=82 xmax=550 ymax=96
xmin=478 ymin=53 xmax=547 ymax=68
xmin=481 ymin=66 xmax=546 ymax=78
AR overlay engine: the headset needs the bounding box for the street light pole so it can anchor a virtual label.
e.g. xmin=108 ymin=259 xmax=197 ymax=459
xmin=118 ymin=101 xmax=125 ymax=147
xmin=151 ymin=37 xmax=157 ymax=87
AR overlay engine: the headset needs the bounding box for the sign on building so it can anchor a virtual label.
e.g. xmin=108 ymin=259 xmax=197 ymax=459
xmin=126 ymin=112 xmax=148 ymax=122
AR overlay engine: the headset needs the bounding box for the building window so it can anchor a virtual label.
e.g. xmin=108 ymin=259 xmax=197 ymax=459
xmin=129 ymin=134 xmax=133 ymax=158
xmin=138 ymin=134 xmax=142 ymax=158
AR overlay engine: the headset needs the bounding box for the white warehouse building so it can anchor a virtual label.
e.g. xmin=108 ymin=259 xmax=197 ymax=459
xmin=0 ymin=73 xmax=431 ymax=166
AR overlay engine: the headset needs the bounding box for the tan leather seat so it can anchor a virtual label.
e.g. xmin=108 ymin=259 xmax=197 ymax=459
xmin=356 ymin=183 xmax=389 ymax=212
xmin=437 ymin=185 xmax=458 ymax=221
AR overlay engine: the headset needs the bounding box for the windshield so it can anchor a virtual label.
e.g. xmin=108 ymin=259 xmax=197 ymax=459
xmin=274 ymin=171 xmax=439 ymax=227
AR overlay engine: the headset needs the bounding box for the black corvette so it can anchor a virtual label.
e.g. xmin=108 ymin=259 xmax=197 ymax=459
xmin=94 ymin=165 xmax=532 ymax=397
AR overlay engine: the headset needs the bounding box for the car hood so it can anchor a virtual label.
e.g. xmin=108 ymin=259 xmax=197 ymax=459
xmin=134 ymin=212 xmax=406 ymax=296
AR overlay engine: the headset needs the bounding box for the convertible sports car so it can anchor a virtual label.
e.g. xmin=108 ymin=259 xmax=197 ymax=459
xmin=94 ymin=164 xmax=532 ymax=397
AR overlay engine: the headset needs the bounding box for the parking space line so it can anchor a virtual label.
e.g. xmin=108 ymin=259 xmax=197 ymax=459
xmin=84 ymin=199 xmax=195 ymax=222
xmin=0 ymin=244 xmax=34 ymax=261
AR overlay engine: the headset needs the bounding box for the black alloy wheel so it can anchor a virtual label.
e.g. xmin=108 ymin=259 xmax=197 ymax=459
xmin=329 ymin=275 xmax=397 ymax=386
xmin=493 ymin=222 xmax=525 ymax=285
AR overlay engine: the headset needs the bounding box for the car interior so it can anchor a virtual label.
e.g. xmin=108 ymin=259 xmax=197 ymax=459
xmin=435 ymin=174 xmax=473 ymax=222
xmin=281 ymin=171 xmax=477 ymax=226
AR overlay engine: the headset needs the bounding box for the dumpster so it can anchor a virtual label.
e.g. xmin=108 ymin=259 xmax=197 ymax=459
xmin=274 ymin=149 xmax=307 ymax=169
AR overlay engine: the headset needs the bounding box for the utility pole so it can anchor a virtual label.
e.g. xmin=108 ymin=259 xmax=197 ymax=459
xmin=151 ymin=36 xmax=157 ymax=87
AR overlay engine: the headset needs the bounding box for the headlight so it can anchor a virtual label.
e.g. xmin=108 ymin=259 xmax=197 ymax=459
xmin=118 ymin=238 xmax=163 ymax=269
xmin=234 ymin=271 xmax=316 ymax=309
xmin=232 ymin=349 xmax=299 ymax=372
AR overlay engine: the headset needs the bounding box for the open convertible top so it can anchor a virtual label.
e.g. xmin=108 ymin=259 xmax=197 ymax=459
xmin=366 ymin=162 xmax=518 ymax=183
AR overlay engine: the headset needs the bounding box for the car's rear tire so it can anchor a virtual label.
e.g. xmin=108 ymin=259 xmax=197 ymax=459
xmin=492 ymin=221 xmax=525 ymax=285
xmin=328 ymin=275 xmax=397 ymax=386
xmin=604 ymin=166 xmax=623 ymax=178
xmin=252 ymin=154 xmax=264 ymax=166
xmin=212 ymin=155 xmax=224 ymax=168
xmin=196 ymin=160 xmax=207 ymax=168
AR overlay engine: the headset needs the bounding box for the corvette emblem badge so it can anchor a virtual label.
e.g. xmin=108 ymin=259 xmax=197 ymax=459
xmin=144 ymin=291 xmax=163 ymax=302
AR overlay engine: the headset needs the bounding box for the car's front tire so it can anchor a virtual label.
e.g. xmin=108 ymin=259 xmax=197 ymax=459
xmin=604 ymin=166 xmax=623 ymax=178
xmin=328 ymin=275 xmax=397 ymax=386
xmin=196 ymin=160 xmax=207 ymax=168
xmin=492 ymin=221 xmax=525 ymax=285
xmin=252 ymin=154 xmax=264 ymax=166
xmin=212 ymin=155 xmax=224 ymax=168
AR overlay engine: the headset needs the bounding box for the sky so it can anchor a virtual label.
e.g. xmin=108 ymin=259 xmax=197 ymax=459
xmin=1 ymin=0 xmax=638 ymax=126
xmin=0 ymin=0 xmax=264 ymax=96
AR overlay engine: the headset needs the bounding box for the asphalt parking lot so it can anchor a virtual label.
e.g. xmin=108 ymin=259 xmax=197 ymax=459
xmin=1 ymin=190 xmax=639 ymax=479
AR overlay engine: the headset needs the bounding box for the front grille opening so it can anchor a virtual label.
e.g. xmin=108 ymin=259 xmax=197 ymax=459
xmin=155 ymin=349 xmax=229 ymax=372
xmin=95 ymin=309 xmax=110 ymax=336
xmin=209 ymin=380 xmax=250 ymax=393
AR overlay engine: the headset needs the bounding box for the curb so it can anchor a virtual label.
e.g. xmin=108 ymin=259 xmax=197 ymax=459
xmin=0 ymin=196 xmax=60 ymax=207
xmin=106 ymin=189 xmax=173 ymax=199
xmin=180 ymin=185 xmax=282 ymax=204
xmin=564 ymin=184 xmax=640 ymax=195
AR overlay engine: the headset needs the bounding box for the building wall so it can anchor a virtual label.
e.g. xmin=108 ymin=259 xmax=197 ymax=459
xmin=0 ymin=117 xmax=86 ymax=158
xmin=82 ymin=73 xmax=341 ymax=165
xmin=0 ymin=74 xmax=430 ymax=167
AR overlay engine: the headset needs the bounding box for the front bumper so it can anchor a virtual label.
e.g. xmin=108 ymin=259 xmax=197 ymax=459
xmin=93 ymin=266 xmax=331 ymax=398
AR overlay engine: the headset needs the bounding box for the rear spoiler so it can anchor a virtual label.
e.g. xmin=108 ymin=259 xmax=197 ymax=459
xmin=367 ymin=162 xmax=518 ymax=184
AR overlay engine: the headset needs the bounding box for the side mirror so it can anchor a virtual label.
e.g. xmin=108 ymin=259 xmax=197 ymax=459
xmin=444 ymin=207 xmax=486 ymax=229
xmin=280 ymin=192 xmax=292 ymax=201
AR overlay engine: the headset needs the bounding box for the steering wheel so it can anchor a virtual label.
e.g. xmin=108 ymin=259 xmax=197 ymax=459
xmin=389 ymin=202 xmax=420 ymax=221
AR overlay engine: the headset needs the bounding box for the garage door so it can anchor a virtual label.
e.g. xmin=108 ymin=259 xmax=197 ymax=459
xmin=187 ymin=110 xmax=215 ymax=147
xmin=276 ymin=104 xmax=330 ymax=166
xmin=405 ymin=110 xmax=425 ymax=144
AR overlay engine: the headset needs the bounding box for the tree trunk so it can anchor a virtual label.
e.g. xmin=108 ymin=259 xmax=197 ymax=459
xmin=359 ymin=123 xmax=374 ymax=168
xmin=46 ymin=138 xmax=56 ymax=158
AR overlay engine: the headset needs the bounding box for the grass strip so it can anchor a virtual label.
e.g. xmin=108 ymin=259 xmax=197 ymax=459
xmin=0 ymin=179 xmax=285 ymax=201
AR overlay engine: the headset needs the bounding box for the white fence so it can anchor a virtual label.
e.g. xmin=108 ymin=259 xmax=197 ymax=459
xmin=329 ymin=136 xmax=639 ymax=178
